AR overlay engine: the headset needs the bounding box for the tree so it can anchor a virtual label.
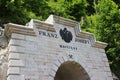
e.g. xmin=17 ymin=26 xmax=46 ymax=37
xmin=86 ymin=0 xmax=96 ymax=15
xmin=23 ymin=0 xmax=51 ymax=19
xmin=48 ymin=0 xmax=88 ymax=21
xmin=113 ymin=0 xmax=120 ymax=8
xmin=66 ymin=0 xmax=88 ymax=21
xmin=85 ymin=0 xmax=120 ymax=78
xmin=0 ymin=0 xmax=50 ymax=27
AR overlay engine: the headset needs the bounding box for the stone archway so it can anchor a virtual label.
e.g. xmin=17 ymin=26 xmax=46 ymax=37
xmin=54 ymin=61 xmax=90 ymax=80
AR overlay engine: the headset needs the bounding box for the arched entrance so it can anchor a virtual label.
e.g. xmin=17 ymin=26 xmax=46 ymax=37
xmin=54 ymin=61 xmax=90 ymax=80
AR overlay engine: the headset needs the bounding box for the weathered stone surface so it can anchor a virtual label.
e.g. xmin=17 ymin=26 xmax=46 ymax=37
xmin=1 ymin=15 xmax=114 ymax=80
xmin=11 ymin=33 xmax=25 ymax=40
xmin=9 ymin=46 xmax=25 ymax=53
xmin=9 ymin=60 xmax=24 ymax=67
xmin=7 ymin=67 xmax=20 ymax=75
xmin=0 ymin=36 xmax=8 ymax=48
xmin=7 ymin=75 xmax=24 ymax=80
xmin=0 ymin=63 xmax=8 ymax=80
xmin=8 ymin=53 xmax=20 ymax=60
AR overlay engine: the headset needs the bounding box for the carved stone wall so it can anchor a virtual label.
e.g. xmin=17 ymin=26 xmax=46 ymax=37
xmin=0 ymin=15 xmax=113 ymax=80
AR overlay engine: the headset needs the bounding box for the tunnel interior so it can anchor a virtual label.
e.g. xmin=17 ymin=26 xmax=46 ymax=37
xmin=54 ymin=61 xmax=90 ymax=80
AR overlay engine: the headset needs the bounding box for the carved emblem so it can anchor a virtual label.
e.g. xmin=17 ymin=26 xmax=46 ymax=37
xmin=59 ymin=28 xmax=73 ymax=43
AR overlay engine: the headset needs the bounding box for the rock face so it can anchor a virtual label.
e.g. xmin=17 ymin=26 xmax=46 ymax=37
xmin=0 ymin=27 xmax=8 ymax=80
xmin=0 ymin=15 xmax=113 ymax=80
xmin=0 ymin=27 xmax=8 ymax=48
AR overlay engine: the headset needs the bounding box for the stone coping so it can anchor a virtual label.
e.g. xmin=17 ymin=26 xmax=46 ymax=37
xmin=53 ymin=15 xmax=79 ymax=27
xmin=33 ymin=19 xmax=56 ymax=32
xmin=3 ymin=15 xmax=108 ymax=49
xmin=92 ymin=41 xmax=108 ymax=49
xmin=4 ymin=23 xmax=36 ymax=37
xmin=76 ymin=31 xmax=94 ymax=39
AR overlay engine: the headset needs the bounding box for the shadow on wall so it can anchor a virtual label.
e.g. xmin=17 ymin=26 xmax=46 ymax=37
xmin=54 ymin=61 xmax=90 ymax=80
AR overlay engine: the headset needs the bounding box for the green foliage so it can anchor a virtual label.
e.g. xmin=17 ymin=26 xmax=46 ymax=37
xmin=67 ymin=0 xmax=88 ymax=21
xmin=48 ymin=0 xmax=66 ymax=16
xmin=86 ymin=0 xmax=96 ymax=15
xmin=48 ymin=0 xmax=88 ymax=21
xmin=23 ymin=0 xmax=51 ymax=19
xmin=86 ymin=0 xmax=120 ymax=78
xmin=113 ymin=0 xmax=120 ymax=8
xmin=82 ymin=15 xmax=101 ymax=40
xmin=0 ymin=0 xmax=50 ymax=26
xmin=0 ymin=0 xmax=120 ymax=79
xmin=0 ymin=0 xmax=28 ymax=25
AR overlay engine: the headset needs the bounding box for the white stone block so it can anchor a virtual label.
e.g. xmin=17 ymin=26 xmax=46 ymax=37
xmin=9 ymin=39 xmax=19 ymax=45
xmin=54 ymin=61 xmax=61 ymax=67
xmin=9 ymin=39 xmax=25 ymax=46
xmin=9 ymin=46 xmax=25 ymax=53
xmin=7 ymin=67 xmax=20 ymax=75
xmin=62 ymin=56 xmax=68 ymax=61
xmin=9 ymin=53 xmax=20 ymax=60
xmin=48 ymin=76 xmax=53 ymax=80
xmin=11 ymin=33 xmax=25 ymax=40
xmin=51 ymin=64 xmax=58 ymax=72
xmin=58 ymin=57 xmax=64 ymax=64
xmin=98 ymin=48 xmax=105 ymax=53
xmin=106 ymin=77 xmax=113 ymax=80
xmin=87 ymin=63 xmax=94 ymax=69
xmin=9 ymin=60 xmax=24 ymax=67
xmin=103 ymin=57 xmax=108 ymax=62
xmin=7 ymin=75 xmax=24 ymax=80
xmin=106 ymin=71 xmax=112 ymax=77
xmin=49 ymin=70 xmax=56 ymax=78
xmin=104 ymin=62 xmax=110 ymax=67
xmin=25 ymin=42 xmax=38 ymax=51
xmin=104 ymin=67 xmax=111 ymax=72
xmin=25 ymin=35 xmax=36 ymax=41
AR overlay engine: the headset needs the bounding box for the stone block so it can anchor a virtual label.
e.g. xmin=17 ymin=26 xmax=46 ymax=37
xmin=106 ymin=71 xmax=112 ymax=77
xmin=25 ymin=42 xmax=38 ymax=51
xmin=11 ymin=33 xmax=25 ymax=40
xmin=104 ymin=67 xmax=111 ymax=72
xmin=58 ymin=57 xmax=64 ymax=64
xmin=9 ymin=39 xmax=25 ymax=46
xmin=8 ymin=53 xmax=20 ymax=60
xmin=87 ymin=63 xmax=94 ymax=69
xmin=51 ymin=64 xmax=58 ymax=72
xmin=53 ymin=61 xmax=61 ymax=67
xmin=25 ymin=35 xmax=36 ymax=41
xmin=106 ymin=77 xmax=113 ymax=80
xmin=102 ymin=57 xmax=108 ymax=62
xmin=48 ymin=76 xmax=53 ymax=80
xmin=9 ymin=39 xmax=19 ymax=46
xmin=7 ymin=67 xmax=20 ymax=75
xmin=104 ymin=62 xmax=110 ymax=67
xmin=9 ymin=60 xmax=24 ymax=67
xmin=7 ymin=75 xmax=24 ymax=80
xmin=9 ymin=46 xmax=25 ymax=53
xmin=98 ymin=48 xmax=105 ymax=53
xmin=49 ymin=70 xmax=56 ymax=78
